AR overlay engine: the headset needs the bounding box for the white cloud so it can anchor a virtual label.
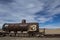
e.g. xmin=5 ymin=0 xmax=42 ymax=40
xmin=37 ymin=17 xmax=53 ymax=23
xmin=37 ymin=0 xmax=60 ymax=23
xmin=0 ymin=0 xmax=44 ymax=28
xmin=46 ymin=0 xmax=60 ymax=16
xmin=0 ymin=0 xmax=60 ymax=29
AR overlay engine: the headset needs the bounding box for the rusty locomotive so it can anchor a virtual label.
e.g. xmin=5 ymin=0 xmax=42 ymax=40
xmin=1 ymin=19 xmax=42 ymax=37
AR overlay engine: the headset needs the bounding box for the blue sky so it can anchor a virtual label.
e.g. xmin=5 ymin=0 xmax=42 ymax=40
xmin=0 ymin=0 xmax=60 ymax=29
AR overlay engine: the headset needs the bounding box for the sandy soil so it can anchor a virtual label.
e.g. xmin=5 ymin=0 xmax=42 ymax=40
xmin=0 ymin=37 xmax=60 ymax=40
xmin=39 ymin=29 xmax=60 ymax=34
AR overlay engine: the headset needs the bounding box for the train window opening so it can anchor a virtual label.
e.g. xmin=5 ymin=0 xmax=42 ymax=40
xmin=5 ymin=24 xmax=8 ymax=27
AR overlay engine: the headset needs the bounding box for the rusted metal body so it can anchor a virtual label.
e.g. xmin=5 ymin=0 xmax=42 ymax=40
xmin=2 ymin=23 xmax=39 ymax=31
xmin=2 ymin=23 xmax=28 ymax=32
xmin=2 ymin=20 xmax=39 ymax=32
xmin=2 ymin=19 xmax=39 ymax=36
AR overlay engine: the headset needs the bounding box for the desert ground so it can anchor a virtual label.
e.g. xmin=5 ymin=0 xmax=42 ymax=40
xmin=39 ymin=28 xmax=60 ymax=34
xmin=0 ymin=37 xmax=60 ymax=40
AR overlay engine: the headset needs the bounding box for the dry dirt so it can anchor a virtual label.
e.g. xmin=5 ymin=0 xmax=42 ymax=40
xmin=39 ymin=29 xmax=60 ymax=34
xmin=0 ymin=37 xmax=60 ymax=40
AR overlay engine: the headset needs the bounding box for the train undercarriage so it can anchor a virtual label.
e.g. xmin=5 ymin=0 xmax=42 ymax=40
xmin=0 ymin=31 xmax=45 ymax=37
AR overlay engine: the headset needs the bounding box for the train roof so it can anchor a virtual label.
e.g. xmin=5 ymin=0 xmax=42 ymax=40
xmin=4 ymin=22 xmax=38 ymax=25
xmin=3 ymin=19 xmax=39 ymax=25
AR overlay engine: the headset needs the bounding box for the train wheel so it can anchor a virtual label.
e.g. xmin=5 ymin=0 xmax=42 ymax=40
xmin=14 ymin=31 xmax=17 ymax=36
xmin=8 ymin=31 xmax=11 ymax=36
xmin=28 ymin=32 xmax=35 ymax=37
xmin=35 ymin=34 xmax=40 ymax=37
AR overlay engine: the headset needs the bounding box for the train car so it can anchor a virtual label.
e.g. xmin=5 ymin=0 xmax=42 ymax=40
xmin=2 ymin=19 xmax=39 ymax=36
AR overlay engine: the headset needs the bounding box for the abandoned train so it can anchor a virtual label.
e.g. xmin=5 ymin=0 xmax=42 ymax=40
xmin=1 ymin=19 xmax=43 ymax=37
xmin=0 ymin=19 xmax=60 ymax=37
